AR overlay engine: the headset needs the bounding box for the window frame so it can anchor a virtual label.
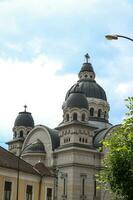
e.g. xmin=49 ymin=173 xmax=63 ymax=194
xmin=45 ymin=187 xmax=53 ymax=200
xmin=4 ymin=180 xmax=12 ymax=200
xmin=25 ymin=184 xmax=33 ymax=200
xmin=90 ymin=108 xmax=94 ymax=117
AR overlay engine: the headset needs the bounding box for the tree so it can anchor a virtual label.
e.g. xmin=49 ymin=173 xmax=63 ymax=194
xmin=98 ymin=97 xmax=133 ymax=200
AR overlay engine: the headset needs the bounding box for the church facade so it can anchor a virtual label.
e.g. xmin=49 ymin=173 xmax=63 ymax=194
xmin=7 ymin=54 xmax=114 ymax=200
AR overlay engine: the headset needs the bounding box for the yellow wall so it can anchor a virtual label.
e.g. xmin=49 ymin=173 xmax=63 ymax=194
xmin=0 ymin=168 xmax=54 ymax=200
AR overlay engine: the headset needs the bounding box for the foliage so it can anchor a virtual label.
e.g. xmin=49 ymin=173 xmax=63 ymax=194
xmin=98 ymin=97 xmax=133 ymax=200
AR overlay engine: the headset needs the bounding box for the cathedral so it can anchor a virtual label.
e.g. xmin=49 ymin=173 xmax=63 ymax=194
xmin=7 ymin=54 xmax=114 ymax=200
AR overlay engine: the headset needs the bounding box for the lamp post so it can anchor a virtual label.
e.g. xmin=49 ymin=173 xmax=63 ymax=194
xmin=105 ymin=34 xmax=133 ymax=42
xmin=16 ymin=141 xmax=37 ymax=200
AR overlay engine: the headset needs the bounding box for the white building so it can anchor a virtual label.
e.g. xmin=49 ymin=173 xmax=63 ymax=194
xmin=7 ymin=54 xmax=114 ymax=200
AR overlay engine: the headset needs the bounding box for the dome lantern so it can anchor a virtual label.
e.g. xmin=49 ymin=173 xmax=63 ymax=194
xmin=78 ymin=54 xmax=95 ymax=81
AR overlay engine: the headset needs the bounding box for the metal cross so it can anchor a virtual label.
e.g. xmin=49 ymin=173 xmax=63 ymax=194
xmin=24 ymin=105 xmax=27 ymax=112
xmin=85 ymin=53 xmax=90 ymax=63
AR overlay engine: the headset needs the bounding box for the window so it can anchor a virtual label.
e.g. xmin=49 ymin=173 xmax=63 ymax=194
xmin=79 ymin=137 xmax=81 ymax=142
xmin=82 ymin=138 xmax=84 ymax=143
xmin=63 ymin=178 xmax=66 ymax=195
xmin=104 ymin=111 xmax=107 ymax=119
xmin=90 ymin=108 xmax=94 ymax=116
xmin=80 ymin=175 xmax=86 ymax=197
xmin=26 ymin=185 xmax=32 ymax=200
xmin=4 ymin=181 xmax=12 ymax=200
xmin=73 ymin=113 xmax=77 ymax=120
xmin=94 ymin=179 xmax=97 ymax=198
xmin=61 ymin=173 xmax=67 ymax=198
xmin=81 ymin=113 xmax=85 ymax=121
xmin=63 ymin=177 xmax=67 ymax=197
xmin=46 ymin=188 xmax=52 ymax=200
xmin=82 ymin=178 xmax=85 ymax=195
xmin=98 ymin=109 xmax=102 ymax=118
xmin=66 ymin=114 xmax=69 ymax=121
xmin=14 ymin=132 xmax=17 ymax=138
xmin=20 ymin=130 xmax=23 ymax=137
xmin=85 ymin=138 xmax=88 ymax=143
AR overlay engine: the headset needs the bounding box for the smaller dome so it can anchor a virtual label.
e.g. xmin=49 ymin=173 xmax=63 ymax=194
xmin=64 ymin=92 xmax=88 ymax=109
xmin=79 ymin=62 xmax=94 ymax=73
xmin=14 ymin=106 xmax=34 ymax=128
xmin=23 ymin=140 xmax=45 ymax=153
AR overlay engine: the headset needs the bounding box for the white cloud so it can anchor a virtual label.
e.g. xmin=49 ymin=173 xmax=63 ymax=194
xmin=115 ymin=82 xmax=133 ymax=97
xmin=0 ymin=0 xmax=133 ymax=147
xmin=0 ymin=54 xmax=77 ymax=141
xmin=5 ymin=42 xmax=23 ymax=52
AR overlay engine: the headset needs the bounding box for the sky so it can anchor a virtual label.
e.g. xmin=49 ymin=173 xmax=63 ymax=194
xmin=0 ymin=0 xmax=133 ymax=148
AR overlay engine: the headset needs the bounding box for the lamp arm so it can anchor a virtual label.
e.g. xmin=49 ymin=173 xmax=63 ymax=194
xmin=116 ymin=35 xmax=133 ymax=41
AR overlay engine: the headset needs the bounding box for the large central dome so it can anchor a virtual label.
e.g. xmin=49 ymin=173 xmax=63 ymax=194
xmin=65 ymin=80 xmax=107 ymax=101
xmin=65 ymin=54 xmax=107 ymax=101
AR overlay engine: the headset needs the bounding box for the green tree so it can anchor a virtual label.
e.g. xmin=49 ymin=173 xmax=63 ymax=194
xmin=99 ymin=97 xmax=133 ymax=200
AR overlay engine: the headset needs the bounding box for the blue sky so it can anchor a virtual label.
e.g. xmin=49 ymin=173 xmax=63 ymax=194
xmin=0 ymin=0 xmax=133 ymax=148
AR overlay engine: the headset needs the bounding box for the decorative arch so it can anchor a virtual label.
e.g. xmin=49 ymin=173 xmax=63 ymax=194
xmin=90 ymin=107 xmax=94 ymax=117
xmin=66 ymin=113 xmax=69 ymax=121
xmin=20 ymin=130 xmax=23 ymax=137
xmin=98 ymin=109 xmax=102 ymax=118
xmin=73 ymin=113 xmax=77 ymax=120
xmin=81 ymin=113 xmax=86 ymax=121
xmin=104 ymin=111 xmax=107 ymax=119
xmin=22 ymin=125 xmax=53 ymax=153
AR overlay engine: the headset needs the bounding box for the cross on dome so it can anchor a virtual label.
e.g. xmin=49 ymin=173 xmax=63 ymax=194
xmin=85 ymin=53 xmax=90 ymax=63
xmin=24 ymin=105 xmax=27 ymax=112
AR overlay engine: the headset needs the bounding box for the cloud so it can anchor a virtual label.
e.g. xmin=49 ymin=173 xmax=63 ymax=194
xmin=115 ymin=82 xmax=133 ymax=97
xmin=0 ymin=0 xmax=133 ymax=148
xmin=0 ymin=54 xmax=77 ymax=141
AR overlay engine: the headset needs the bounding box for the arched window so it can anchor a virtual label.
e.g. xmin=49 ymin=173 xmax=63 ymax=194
xmin=66 ymin=114 xmax=69 ymax=121
xmin=14 ymin=132 xmax=17 ymax=138
xmin=90 ymin=108 xmax=94 ymax=116
xmin=98 ymin=109 xmax=102 ymax=118
xmin=81 ymin=113 xmax=85 ymax=121
xmin=79 ymin=138 xmax=81 ymax=142
xmin=104 ymin=111 xmax=107 ymax=119
xmin=82 ymin=138 xmax=84 ymax=143
xmin=85 ymin=138 xmax=88 ymax=143
xmin=73 ymin=113 xmax=77 ymax=120
xmin=20 ymin=130 xmax=23 ymax=137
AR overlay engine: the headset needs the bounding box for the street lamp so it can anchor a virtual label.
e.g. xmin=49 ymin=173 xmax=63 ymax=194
xmin=16 ymin=141 xmax=38 ymax=200
xmin=105 ymin=34 xmax=133 ymax=42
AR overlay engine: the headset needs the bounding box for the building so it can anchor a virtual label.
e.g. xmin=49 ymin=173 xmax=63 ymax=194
xmin=0 ymin=146 xmax=54 ymax=200
xmin=6 ymin=54 xmax=114 ymax=200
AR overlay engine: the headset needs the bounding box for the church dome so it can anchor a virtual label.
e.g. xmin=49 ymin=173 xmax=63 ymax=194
xmin=64 ymin=92 xmax=88 ymax=109
xmin=65 ymin=54 xmax=107 ymax=101
xmin=14 ymin=105 xmax=34 ymax=128
xmin=65 ymin=80 xmax=107 ymax=101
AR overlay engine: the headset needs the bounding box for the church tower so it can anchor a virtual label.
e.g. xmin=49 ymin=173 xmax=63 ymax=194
xmin=7 ymin=105 xmax=34 ymax=156
xmin=56 ymin=54 xmax=111 ymax=200
xmin=65 ymin=53 xmax=110 ymax=128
